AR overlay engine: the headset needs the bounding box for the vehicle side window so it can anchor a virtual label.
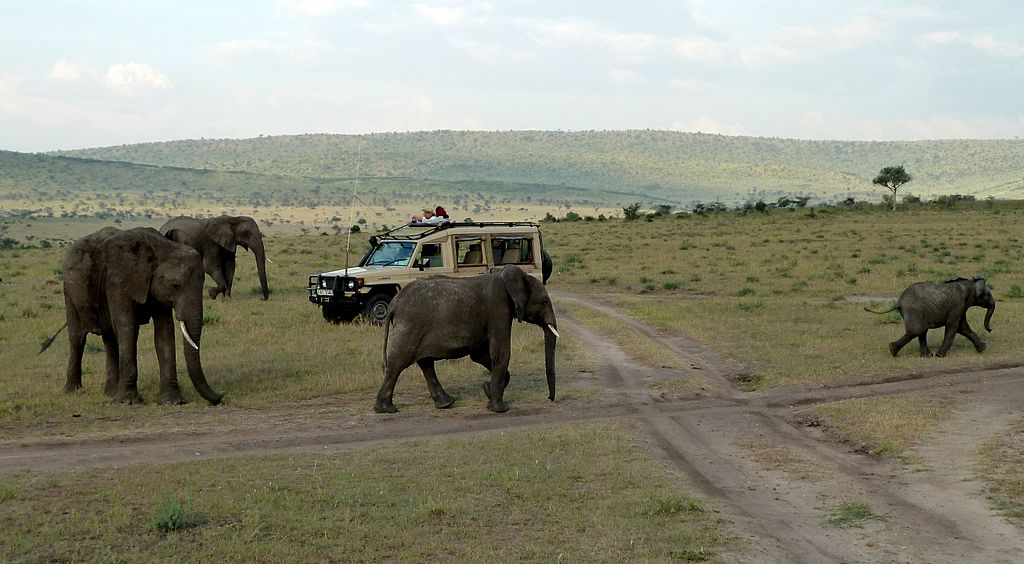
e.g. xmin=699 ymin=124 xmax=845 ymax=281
xmin=456 ymin=237 xmax=485 ymax=266
xmin=417 ymin=243 xmax=445 ymax=268
xmin=492 ymin=237 xmax=534 ymax=265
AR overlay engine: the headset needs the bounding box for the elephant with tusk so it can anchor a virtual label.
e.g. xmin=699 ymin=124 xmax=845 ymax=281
xmin=866 ymin=276 xmax=995 ymax=358
xmin=42 ymin=227 xmax=223 ymax=405
xmin=375 ymin=265 xmax=558 ymax=414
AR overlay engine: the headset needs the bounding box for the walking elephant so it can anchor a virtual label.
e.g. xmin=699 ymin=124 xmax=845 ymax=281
xmin=375 ymin=265 xmax=559 ymax=414
xmin=47 ymin=227 xmax=223 ymax=404
xmin=866 ymin=276 xmax=995 ymax=357
xmin=161 ymin=215 xmax=269 ymax=300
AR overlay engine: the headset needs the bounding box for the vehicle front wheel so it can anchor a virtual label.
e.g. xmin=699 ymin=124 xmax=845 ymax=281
xmin=322 ymin=304 xmax=359 ymax=324
xmin=361 ymin=293 xmax=392 ymax=325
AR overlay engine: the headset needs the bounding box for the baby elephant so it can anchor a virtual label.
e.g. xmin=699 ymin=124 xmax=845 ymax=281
xmin=866 ymin=276 xmax=995 ymax=357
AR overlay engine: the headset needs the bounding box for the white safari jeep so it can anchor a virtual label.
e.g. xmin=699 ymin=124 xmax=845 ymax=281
xmin=308 ymin=221 xmax=551 ymax=324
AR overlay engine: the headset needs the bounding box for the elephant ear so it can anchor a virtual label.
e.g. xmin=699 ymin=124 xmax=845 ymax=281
xmin=104 ymin=235 xmax=155 ymax=304
xmin=974 ymin=277 xmax=987 ymax=296
xmin=164 ymin=228 xmax=186 ymax=245
xmin=500 ymin=265 xmax=529 ymax=323
xmin=206 ymin=218 xmax=237 ymax=253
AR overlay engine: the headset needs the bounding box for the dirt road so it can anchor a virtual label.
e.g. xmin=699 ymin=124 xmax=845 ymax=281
xmin=2 ymin=294 xmax=1023 ymax=562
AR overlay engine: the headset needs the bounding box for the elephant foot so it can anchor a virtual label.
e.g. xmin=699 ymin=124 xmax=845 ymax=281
xmin=920 ymin=351 xmax=933 ymax=358
xmin=63 ymin=381 xmax=83 ymax=394
xmin=934 ymin=351 xmax=947 ymax=358
xmin=487 ymin=399 xmax=510 ymax=413
xmin=103 ymin=380 xmax=118 ymax=398
xmin=888 ymin=342 xmax=899 ymax=357
xmin=118 ymin=390 xmax=146 ymax=405
xmin=976 ymin=342 xmax=987 ymax=353
xmin=156 ymin=390 xmax=188 ymax=405
xmin=374 ymin=398 xmax=398 ymax=413
xmin=433 ymin=393 xmax=456 ymax=409
xmin=208 ymin=287 xmax=220 ymax=300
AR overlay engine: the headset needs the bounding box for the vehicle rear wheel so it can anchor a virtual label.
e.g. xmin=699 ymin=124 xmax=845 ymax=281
xmin=361 ymin=293 xmax=392 ymax=325
xmin=322 ymin=304 xmax=359 ymax=324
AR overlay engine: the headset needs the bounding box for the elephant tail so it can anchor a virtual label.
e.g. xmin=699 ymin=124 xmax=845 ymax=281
xmin=38 ymin=323 xmax=68 ymax=354
xmin=863 ymin=304 xmax=899 ymax=315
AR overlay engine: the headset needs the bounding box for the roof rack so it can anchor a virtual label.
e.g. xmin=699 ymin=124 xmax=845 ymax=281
xmin=374 ymin=221 xmax=540 ymax=241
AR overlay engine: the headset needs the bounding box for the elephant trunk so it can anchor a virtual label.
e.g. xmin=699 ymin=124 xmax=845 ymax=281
xmin=984 ymin=303 xmax=995 ymax=332
xmin=181 ymin=317 xmax=223 ymax=405
xmin=253 ymin=238 xmax=270 ymax=300
xmin=543 ymin=324 xmax=557 ymax=401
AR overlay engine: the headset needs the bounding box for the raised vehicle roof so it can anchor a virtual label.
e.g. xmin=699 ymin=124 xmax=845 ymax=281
xmin=375 ymin=221 xmax=540 ymax=241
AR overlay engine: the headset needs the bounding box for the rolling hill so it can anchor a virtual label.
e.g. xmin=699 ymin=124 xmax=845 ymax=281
xmin=56 ymin=130 xmax=1024 ymax=203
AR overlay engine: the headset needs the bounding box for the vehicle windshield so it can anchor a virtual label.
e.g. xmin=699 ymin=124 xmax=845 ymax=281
xmin=365 ymin=241 xmax=416 ymax=266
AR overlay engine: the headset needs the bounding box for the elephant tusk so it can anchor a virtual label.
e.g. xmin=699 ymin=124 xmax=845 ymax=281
xmin=179 ymin=320 xmax=200 ymax=350
xmin=266 ymin=257 xmax=275 ymax=264
xmin=547 ymin=324 xmax=560 ymax=339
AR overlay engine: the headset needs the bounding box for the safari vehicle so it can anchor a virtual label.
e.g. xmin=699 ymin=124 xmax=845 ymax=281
xmin=308 ymin=221 xmax=549 ymax=324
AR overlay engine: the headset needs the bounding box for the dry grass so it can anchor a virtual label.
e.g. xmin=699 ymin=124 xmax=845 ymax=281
xmin=804 ymin=395 xmax=956 ymax=458
xmin=542 ymin=205 xmax=1024 ymax=389
xmin=0 ymin=232 xmax=596 ymax=440
xmin=0 ymin=421 xmax=734 ymax=562
xmin=977 ymin=419 xmax=1024 ymax=523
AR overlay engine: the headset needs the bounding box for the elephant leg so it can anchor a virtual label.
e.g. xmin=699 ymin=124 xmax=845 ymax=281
xmin=417 ymin=359 xmax=455 ymax=409
xmin=63 ymin=324 xmax=87 ymax=393
xmin=485 ymin=341 xmax=512 ymax=413
xmin=153 ymin=311 xmax=186 ymax=404
xmin=958 ymin=318 xmax=986 ymax=353
xmin=889 ymin=331 xmax=915 ymax=357
xmin=375 ymin=351 xmax=412 ymax=413
xmin=204 ymin=254 xmax=229 ymax=300
xmin=115 ymin=323 xmax=145 ymax=404
xmin=916 ymin=334 xmax=932 ymax=357
xmin=935 ymin=323 xmax=958 ymax=357
xmin=471 ymin=348 xmax=512 ymax=395
xmin=102 ymin=329 xmax=120 ymax=397
xmin=222 ymin=253 xmax=236 ymax=298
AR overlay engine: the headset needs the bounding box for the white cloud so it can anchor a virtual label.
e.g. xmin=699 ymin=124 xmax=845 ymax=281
xmin=673 ymin=36 xmax=725 ymax=61
xmin=921 ymin=31 xmax=1024 ymax=57
xmin=102 ymin=63 xmax=171 ymax=95
xmin=608 ymin=68 xmax=640 ymax=84
xmin=529 ymin=20 xmax=660 ymax=56
xmin=211 ymin=36 xmax=335 ymax=64
xmin=786 ymin=17 xmax=876 ymax=49
xmin=413 ymin=3 xmax=470 ymax=27
xmin=667 ymin=78 xmax=712 ymax=91
xmin=739 ymin=44 xmax=802 ymax=68
xmin=47 ymin=59 xmax=86 ymax=81
xmin=279 ymin=0 xmax=368 ymax=16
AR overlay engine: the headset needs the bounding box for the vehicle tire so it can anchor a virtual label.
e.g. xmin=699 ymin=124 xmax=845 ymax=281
xmin=361 ymin=293 xmax=392 ymax=325
xmin=322 ymin=304 xmax=359 ymax=324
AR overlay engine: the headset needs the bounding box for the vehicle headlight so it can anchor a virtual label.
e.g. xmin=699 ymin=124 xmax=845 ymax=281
xmin=321 ymin=279 xmax=328 ymax=288
xmin=346 ymin=279 xmax=357 ymax=290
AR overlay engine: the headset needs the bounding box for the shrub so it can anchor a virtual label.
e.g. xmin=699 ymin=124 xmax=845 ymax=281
xmin=623 ymin=202 xmax=642 ymax=220
xmin=564 ymin=211 xmax=582 ymax=222
xmin=153 ymin=494 xmax=206 ymax=532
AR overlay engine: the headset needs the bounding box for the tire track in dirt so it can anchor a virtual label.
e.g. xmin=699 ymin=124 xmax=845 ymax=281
xmin=557 ymin=294 xmax=1024 ymax=563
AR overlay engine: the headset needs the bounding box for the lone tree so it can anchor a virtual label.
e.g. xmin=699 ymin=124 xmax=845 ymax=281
xmin=872 ymin=165 xmax=913 ymax=212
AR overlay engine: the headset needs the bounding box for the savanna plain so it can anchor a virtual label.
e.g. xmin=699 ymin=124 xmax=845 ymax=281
xmin=2 ymin=202 xmax=1024 ymax=561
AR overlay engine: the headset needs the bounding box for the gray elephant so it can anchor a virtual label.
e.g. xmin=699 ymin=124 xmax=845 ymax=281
xmin=866 ymin=276 xmax=995 ymax=357
xmin=161 ymin=215 xmax=269 ymax=300
xmin=375 ymin=265 xmax=559 ymax=414
xmin=44 ymin=227 xmax=223 ymax=404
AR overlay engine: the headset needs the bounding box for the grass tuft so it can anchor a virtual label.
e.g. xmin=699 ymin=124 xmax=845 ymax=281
xmin=826 ymin=501 xmax=881 ymax=527
xmin=153 ymin=493 xmax=206 ymax=532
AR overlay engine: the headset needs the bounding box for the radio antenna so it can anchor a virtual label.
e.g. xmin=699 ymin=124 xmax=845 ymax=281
xmin=344 ymin=140 xmax=362 ymax=275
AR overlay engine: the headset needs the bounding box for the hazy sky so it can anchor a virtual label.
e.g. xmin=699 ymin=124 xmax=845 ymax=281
xmin=2 ymin=1 xmax=1022 ymax=151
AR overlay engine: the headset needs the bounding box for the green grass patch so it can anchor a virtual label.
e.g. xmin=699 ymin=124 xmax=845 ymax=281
xmin=0 ymin=422 xmax=734 ymax=562
xmin=153 ymin=493 xmax=207 ymax=532
xmin=826 ymin=501 xmax=883 ymax=527
xmin=806 ymin=395 xmax=956 ymax=458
